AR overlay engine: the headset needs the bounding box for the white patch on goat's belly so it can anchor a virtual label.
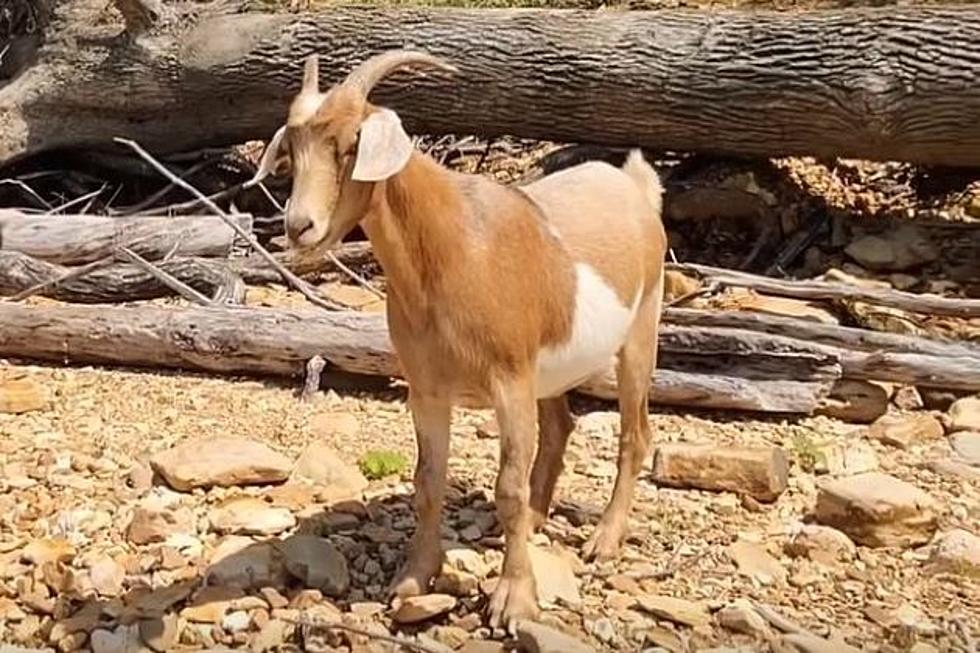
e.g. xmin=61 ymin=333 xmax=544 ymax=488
xmin=536 ymin=263 xmax=640 ymax=399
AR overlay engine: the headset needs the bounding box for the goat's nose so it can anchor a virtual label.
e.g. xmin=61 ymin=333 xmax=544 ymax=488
xmin=286 ymin=214 xmax=314 ymax=242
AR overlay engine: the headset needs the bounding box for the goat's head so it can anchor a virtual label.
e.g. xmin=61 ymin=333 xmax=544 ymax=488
xmin=247 ymin=50 xmax=457 ymax=250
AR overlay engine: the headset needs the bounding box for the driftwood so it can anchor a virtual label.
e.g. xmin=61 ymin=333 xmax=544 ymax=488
xmin=671 ymin=262 xmax=980 ymax=319
xmin=0 ymin=210 xmax=253 ymax=265
xmin=0 ymin=251 xmax=245 ymax=304
xmin=0 ymin=302 xmax=839 ymax=414
xmin=4 ymin=2 xmax=980 ymax=165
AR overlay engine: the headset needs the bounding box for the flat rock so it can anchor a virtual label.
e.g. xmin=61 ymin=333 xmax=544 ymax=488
xmin=205 ymin=539 xmax=286 ymax=589
xmin=813 ymin=440 xmax=878 ymax=476
xmin=636 ymin=595 xmax=710 ymax=628
xmin=445 ymin=546 xmax=490 ymax=578
xmin=949 ymin=396 xmax=980 ymax=433
xmin=927 ymin=529 xmax=980 ymax=576
xmin=528 ymin=544 xmax=580 ymax=608
xmin=515 ymin=620 xmax=595 ymax=653
xmin=927 ymin=458 xmax=980 ymax=482
xmin=716 ymin=599 xmax=769 ymax=635
xmin=89 ymin=556 xmax=125 ymax=597
xmin=392 ymin=594 xmax=456 ymax=624
xmin=277 ymin=535 xmax=349 ymax=597
xmin=815 ymin=379 xmax=889 ymax=424
xmin=814 ymin=472 xmax=938 ymax=548
xmin=651 ymin=443 xmax=789 ymax=502
xmin=0 ymin=376 xmax=46 ymax=414
xmin=845 ymin=225 xmax=938 ymax=272
xmin=126 ymin=506 xmax=194 ymax=545
xmin=208 ymin=496 xmax=295 ymax=535
xmin=150 ymin=437 xmax=291 ymax=491
xmin=784 ymin=525 xmax=856 ymax=565
xmin=291 ymin=441 xmax=368 ymax=500
xmin=950 ymin=431 xmax=980 ymax=466
xmin=868 ymin=413 xmax=943 ymax=449
xmin=728 ymin=541 xmax=786 ymax=585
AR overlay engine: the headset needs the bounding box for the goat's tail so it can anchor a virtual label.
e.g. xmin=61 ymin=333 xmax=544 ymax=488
xmin=621 ymin=148 xmax=664 ymax=220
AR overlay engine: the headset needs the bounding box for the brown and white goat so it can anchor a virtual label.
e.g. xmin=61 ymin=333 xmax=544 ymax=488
xmin=249 ymin=51 xmax=667 ymax=628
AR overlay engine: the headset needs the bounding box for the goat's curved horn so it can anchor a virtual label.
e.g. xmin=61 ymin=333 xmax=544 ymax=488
xmin=343 ymin=50 xmax=457 ymax=96
xmin=301 ymin=54 xmax=319 ymax=94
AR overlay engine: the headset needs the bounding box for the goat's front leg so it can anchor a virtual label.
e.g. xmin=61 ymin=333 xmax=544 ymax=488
xmin=488 ymin=373 xmax=540 ymax=629
xmin=389 ymin=390 xmax=451 ymax=598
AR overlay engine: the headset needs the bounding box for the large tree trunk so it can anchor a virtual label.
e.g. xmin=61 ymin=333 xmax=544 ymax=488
xmin=3 ymin=1 xmax=980 ymax=165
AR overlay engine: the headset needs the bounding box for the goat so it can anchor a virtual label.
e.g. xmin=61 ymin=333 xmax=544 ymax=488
xmin=248 ymin=50 xmax=667 ymax=629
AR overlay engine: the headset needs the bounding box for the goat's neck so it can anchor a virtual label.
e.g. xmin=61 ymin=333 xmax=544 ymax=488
xmin=360 ymin=152 xmax=464 ymax=319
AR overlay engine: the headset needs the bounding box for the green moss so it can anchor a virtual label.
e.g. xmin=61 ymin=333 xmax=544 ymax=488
xmin=358 ymin=449 xmax=410 ymax=480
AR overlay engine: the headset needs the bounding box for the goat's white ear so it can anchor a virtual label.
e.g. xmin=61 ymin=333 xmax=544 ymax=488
xmin=351 ymin=109 xmax=413 ymax=182
xmin=244 ymin=125 xmax=287 ymax=188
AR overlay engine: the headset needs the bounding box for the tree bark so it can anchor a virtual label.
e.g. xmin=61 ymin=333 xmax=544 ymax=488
xmin=0 ymin=251 xmax=245 ymax=304
xmin=0 ymin=302 xmax=840 ymax=413
xmin=3 ymin=1 xmax=980 ymax=165
xmin=0 ymin=210 xmax=253 ymax=265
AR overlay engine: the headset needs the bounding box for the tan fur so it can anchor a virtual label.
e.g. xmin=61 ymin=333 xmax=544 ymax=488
xmin=258 ymin=51 xmax=668 ymax=629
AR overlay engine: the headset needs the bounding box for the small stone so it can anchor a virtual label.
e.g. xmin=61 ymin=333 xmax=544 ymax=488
xmin=528 ymin=545 xmax=580 ymax=607
xmin=814 ymin=472 xmax=938 ymax=548
xmin=950 ymin=431 xmax=980 ymax=466
xmin=291 ymin=441 xmax=368 ymax=500
xmin=222 ymin=610 xmax=251 ymax=633
xmin=445 ymin=547 xmax=490 ymax=577
xmin=89 ymin=556 xmax=125 ymax=597
xmin=460 ymin=524 xmax=482 ymax=542
xmin=728 ymin=541 xmax=786 ymax=585
xmin=250 ymin=619 xmax=289 ymax=653
xmin=949 ymin=396 xmax=980 ymax=433
xmin=259 ymin=587 xmax=289 ymax=610
xmin=515 ymin=620 xmax=595 ymax=653
xmin=651 ymin=443 xmax=788 ymax=502
xmin=845 ymin=225 xmax=938 ymax=272
xmin=208 ymin=497 xmax=296 ymax=535
xmin=927 ymin=458 xmax=980 ymax=481
xmin=139 ymin=614 xmax=178 ymax=652
xmin=0 ymin=375 xmax=46 ymax=414
xmin=892 ymin=386 xmax=924 ymax=411
xmin=21 ymin=539 xmax=76 ymax=566
xmin=431 ymin=625 xmax=469 ymax=650
xmin=433 ymin=564 xmax=479 ymax=597
xmin=181 ymin=586 xmax=242 ymax=623
xmin=126 ymin=507 xmax=194 ymax=545
xmin=586 ymin=617 xmax=617 ymax=645
xmin=868 ymin=413 xmax=943 ymax=449
xmin=816 ymin=380 xmax=889 ymax=424
xmin=716 ymin=599 xmax=769 ymax=635
xmin=927 ymin=529 xmax=980 ymax=576
xmin=636 ymin=595 xmax=710 ymax=628
xmin=278 ymin=535 xmax=350 ymax=597
xmin=785 ymin=525 xmax=856 ymax=565
xmin=90 ymin=624 xmax=142 ymax=653
xmin=459 ymin=641 xmax=506 ymax=653
xmin=310 ymin=411 xmax=360 ymax=437
xmin=392 ymin=594 xmax=457 ymax=624
xmin=150 ymin=437 xmax=291 ymax=491
xmin=264 ymin=483 xmax=317 ymax=511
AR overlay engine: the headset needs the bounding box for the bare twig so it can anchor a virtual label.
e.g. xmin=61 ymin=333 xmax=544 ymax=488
xmin=115 ymin=158 xmax=217 ymax=216
xmin=327 ymin=251 xmax=385 ymax=299
xmin=45 ymin=185 xmax=107 ymax=215
xmin=117 ymin=246 xmax=214 ymax=306
xmin=142 ymin=185 xmax=242 ymax=216
xmin=256 ymin=181 xmax=285 ymax=213
xmin=114 ymin=137 xmax=347 ymax=311
xmin=1 ymin=179 xmax=52 ymax=210
xmin=300 ymin=616 xmax=446 ymax=653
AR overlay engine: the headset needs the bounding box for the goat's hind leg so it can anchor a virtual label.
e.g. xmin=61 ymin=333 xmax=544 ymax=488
xmin=529 ymin=394 xmax=574 ymax=531
xmin=582 ymin=288 xmax=661 ymax=562
xmin=389 ymin=389 xmax=451 ymax=598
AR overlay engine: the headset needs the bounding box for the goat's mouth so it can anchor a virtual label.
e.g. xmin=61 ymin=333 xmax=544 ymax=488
xmin=286 ymin=223 xmax=341 ymax=253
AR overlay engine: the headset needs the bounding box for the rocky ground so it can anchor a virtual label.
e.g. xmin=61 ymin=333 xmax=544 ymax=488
xmin=0 ymin=350 xmax=978 ymax=652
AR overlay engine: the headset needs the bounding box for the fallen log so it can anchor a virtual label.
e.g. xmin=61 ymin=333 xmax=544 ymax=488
xmin=670 ymin=262 xmax=980 ymax=319
xmin=0 ymin=211 xmax=253 ymax=265
xmin=0 ymin=302 xmax=838 ymax=414
xmin=0 ymin=251 xmax=245 ymax=304
xmin=664 ymin=308 xmax=980 ymax=359
xmin=4 ymin=2 xmax=980 ymax=165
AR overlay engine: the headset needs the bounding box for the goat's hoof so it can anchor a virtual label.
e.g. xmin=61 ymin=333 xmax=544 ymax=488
xmin=388 ymin=563 xmax=438 ymax=599
xmin=488 ymin=575 xmax=539 ymax=632
xmin=582 ymin=520 xmax=626 ymax=562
